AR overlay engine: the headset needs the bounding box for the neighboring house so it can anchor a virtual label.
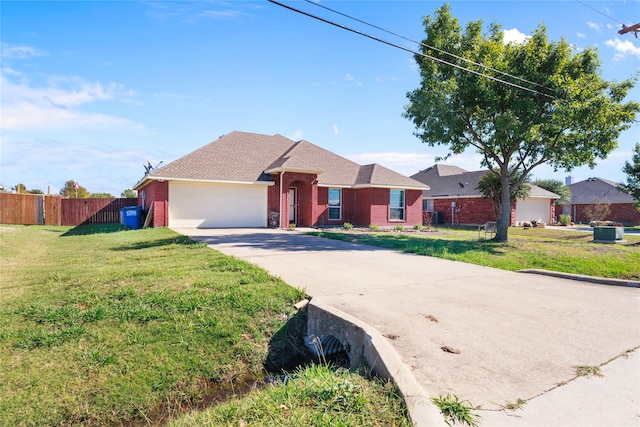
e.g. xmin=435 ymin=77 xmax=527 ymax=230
xmin=410 ymin=165 xmax=559 ymax=226
xmin=133 ymin=131 xmax=429 ymax=228
xmin=564 ymin=177 xmax=640 ymax=225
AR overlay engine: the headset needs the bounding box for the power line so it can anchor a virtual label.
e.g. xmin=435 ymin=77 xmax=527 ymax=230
xmin=267 ymin=0 xmax=558 ymax=99
xmin=304 ymin=0 xmax=552 ymax=93
xmin=575 ymin=0 xmax=626 ymax=26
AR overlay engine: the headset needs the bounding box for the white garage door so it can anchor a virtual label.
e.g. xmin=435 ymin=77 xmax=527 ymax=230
xmin=516 ymin=198 xmax=550 ymax=225
xmin=169 ymin=181 xmax=268 ymax=228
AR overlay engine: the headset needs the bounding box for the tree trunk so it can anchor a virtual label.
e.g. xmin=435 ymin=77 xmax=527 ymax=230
xmin=494 ymin=173 xmax=511 ymax=242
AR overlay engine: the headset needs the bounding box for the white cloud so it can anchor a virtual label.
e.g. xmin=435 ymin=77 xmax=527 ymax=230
xmin=332 ymin=124 xmax=339 ymax=134
xmin=290 ymin=130 xmax=304 ymax=141
xmin=503 ymin=28 xmax=528 ymax=44
xmin=576 ymin=32 xmax=586 ymax=39
xmin=0 ymin=139 xmax=154 ymax=195
xmin=604 ymin=38 xmax=640 ymax=60
xmin=344 ymin=73 xmax=363 ymax=86
xmin=587 ymin=22 xmax=600 ymax=31
xmin=1 ymin=43 xmax=45 ymax=59
xmin=1 ymin=71 xmax=141 ymax=131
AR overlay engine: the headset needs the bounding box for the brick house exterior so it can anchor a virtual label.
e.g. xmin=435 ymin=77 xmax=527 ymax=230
xmin=564 ymin=177 xmax=640 ymax=225
xmin=134 ymin=131 xmax=427 ymax=228
xmin=412 ymin=165 xmax=557 ymax=226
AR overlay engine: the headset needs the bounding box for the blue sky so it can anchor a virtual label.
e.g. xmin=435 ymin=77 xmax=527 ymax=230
xmin=2 ymin=0 xmax=639 ymax=196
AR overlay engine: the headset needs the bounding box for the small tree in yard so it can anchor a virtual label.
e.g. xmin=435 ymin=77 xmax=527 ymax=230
xmin=404 ymin=4 xmax=639 ymax=242
xmin=477 ymin=171 xmax=531 ymax=219
xmin=620 ymin=143 xmax=640 ymax=210
xmin=584 ymin=200 xmax=611 ymax=222
xmin=533 ymin=179 xmax=571 ymax=205
xmin=60 ymin=180 xmax=89 ymax=198
xmin=121 ymin=188 xmax=137 ymax=198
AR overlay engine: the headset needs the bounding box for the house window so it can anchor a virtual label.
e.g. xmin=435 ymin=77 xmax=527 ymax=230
xmin=390 ymin=189 xmax=405 ymax=221
xmin=328 ymin=188 xmax=341 ymax=220
xmin=423 ymin=198 xmax=434 ymax=212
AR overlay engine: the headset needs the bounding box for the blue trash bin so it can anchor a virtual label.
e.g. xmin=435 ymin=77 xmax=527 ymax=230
xmin=120 ymin=206 xmax=141 ymax=230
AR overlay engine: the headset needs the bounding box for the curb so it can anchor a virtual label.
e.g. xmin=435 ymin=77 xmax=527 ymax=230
xmin=308 ymin=298 xmax=447 ymax=427
xmin=518 ymin=269 xmax=640 ymax=288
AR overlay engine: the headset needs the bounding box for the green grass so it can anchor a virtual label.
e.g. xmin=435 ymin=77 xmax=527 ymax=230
xmin=0 ymin=224 xmax=408 ymax=426
xmin=1 ymin=224 xmax=305 ymax=425
xmin=431 ymin=394 xmax=480 ymax=427
xmin=169 ymin=364 xmax=410 ymax=426
xmin=308 ymin=226 xmax=640 ymax=280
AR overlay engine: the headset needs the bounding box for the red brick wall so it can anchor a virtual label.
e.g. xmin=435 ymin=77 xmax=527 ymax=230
xmin=352 ymin=188 xmax=422 ymax=227
xmin=572 ymin=203 xmax=640 ymax=225
xmin=429 ymin=197 xmax=516 ymax=226
xmin=315 ymin=187 xmax=356 ymax=227
xmin=365 ymin=188 xmax=390 ymax=226
xmin=405 ymin=190 xmax=423 ymax=226
xmin=138 ymin=180 xmax=169 ymax=227
xmin=353 ymin=188 xmax=373 ymax=225
xmin=268 ymin=172 xmax=318 ymax=228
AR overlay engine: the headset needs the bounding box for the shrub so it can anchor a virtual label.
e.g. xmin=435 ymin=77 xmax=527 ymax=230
xmin=394 ymin=225 xmax=404 ymax=232
xmin=369 ymin=224 xmax=379 ymax=231
xmin=287 ymin=223 xmax=296 ymax=231
xmin=413 ymin=224 xmax=424 ymax=230
xmin=342 ymin=222 xmax=353 ymax=230
xmin=558 ymin=214 xmax=571 ymax=226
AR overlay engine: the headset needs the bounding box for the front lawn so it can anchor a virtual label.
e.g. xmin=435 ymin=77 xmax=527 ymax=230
xmin=0 ymin=224 xmax=408 ymax=426
xmin=309 ymin=226 xmax=640 ymax=281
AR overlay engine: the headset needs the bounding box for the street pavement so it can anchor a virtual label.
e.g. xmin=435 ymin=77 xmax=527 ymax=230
xmin=176 ymin=227 xmax=640 ymax=426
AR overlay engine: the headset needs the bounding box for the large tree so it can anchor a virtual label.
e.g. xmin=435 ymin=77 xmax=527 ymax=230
xmin=404 ymin=4 xmax=639 ymax=241
xmin=620 ymin=143 xmax=640 ymax=210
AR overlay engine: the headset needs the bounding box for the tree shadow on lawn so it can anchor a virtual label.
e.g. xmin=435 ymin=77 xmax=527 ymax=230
xmin=342 ymin=233 xmax=504 ymax=257
xmin=61 ymin=223 xmax=128 ymax=237
xmin=110 ymin=235 xmax=203 ymax=251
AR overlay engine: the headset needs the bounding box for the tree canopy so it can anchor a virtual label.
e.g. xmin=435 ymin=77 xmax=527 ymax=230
xmin=60 ymin=180 xmax=89 ymax=198
xmin=12 ymin=183 xmax=27 ymax=194
xmin=121 ymin=189 xmax=137 ymax=198
xmin=620 ymin=143 xmax=640 ymax=209
xmin=532 ymin=179 xmax=571 ymax=205
xmin=477 ymin=170 xmax=531 ymax=219
xmin=404 ymin=3 xmax=639 ymax=241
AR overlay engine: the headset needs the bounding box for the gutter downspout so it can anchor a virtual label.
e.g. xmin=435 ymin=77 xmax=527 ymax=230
xmin=279 ymin=171 xmax=284 ymax=229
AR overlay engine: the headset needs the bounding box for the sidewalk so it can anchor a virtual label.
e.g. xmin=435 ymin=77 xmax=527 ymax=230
xmin=177 ymin=227 xmax=640 ymax=426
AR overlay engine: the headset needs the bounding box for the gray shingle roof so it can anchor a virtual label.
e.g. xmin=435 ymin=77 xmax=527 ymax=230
xmin=138 ymin=131 xmax=428 ymax=190
xmin=568 ymin=177 xmax=635 ymax=204
xmin=411 ymin=166 xmax=488 ymax=197
xmin=411 ymin=165 xmax=559 ymax=199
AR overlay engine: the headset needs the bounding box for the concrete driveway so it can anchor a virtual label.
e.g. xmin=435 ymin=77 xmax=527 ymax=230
xmin=176 ymin=227 xmax=640 ymax=426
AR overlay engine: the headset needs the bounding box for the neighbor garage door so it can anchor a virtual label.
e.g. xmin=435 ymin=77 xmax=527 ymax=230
xmin=169 ymin=181 xmax=268 ymax=228
xmin=516 ymin=198 xmax=550 ymax=225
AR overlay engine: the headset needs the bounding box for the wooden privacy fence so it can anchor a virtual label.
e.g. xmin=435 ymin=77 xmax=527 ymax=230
xmin=0 ymin=193 xmax=138 ymax=226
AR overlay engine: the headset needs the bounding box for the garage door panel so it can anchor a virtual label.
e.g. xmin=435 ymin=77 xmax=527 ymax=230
xmin=169 ymin=182 xmax=267 ymax=228
xmin=516 ymin=198 xmax=550 ymax=225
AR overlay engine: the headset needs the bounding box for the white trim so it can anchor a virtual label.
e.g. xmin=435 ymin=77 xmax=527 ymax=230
xmin=279 ymin=172 xmax=284 ymax=228
xmin=389 ymin=189 xmax=406 ymax=221
xmin=318 ymin=183 xmax=429 ymax=191
xmin=152 ymin=177 xmax=274 ymax=186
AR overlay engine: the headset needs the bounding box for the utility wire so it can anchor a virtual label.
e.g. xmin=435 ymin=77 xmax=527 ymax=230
xmin=267 ymin=0 xmax=558 ymax=99
xmin=575 ymin=0 xmax=626 ymax=26
xmin=304 ymin=0 xmax=552 ymax=93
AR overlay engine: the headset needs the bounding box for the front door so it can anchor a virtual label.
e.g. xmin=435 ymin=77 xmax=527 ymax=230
xmin=289 ymin=188 xmax=297 ymax=224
